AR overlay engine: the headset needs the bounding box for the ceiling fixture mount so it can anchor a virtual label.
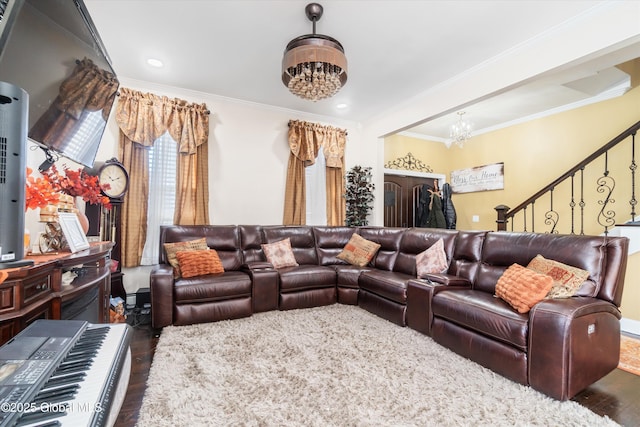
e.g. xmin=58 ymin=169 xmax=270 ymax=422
xmin=282 ymin=3 xmax=347 ymax=102
xmin=448 ymin=111 xmax=473 ymax=148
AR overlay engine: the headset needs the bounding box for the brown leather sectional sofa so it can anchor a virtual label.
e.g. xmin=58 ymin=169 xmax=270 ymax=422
xmin=149 ymin=225 xmax=629 ymax=400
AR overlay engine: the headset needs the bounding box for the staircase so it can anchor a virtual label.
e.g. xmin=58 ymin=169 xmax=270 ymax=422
xmin=495 ymin=119 xmax=640 ymax=253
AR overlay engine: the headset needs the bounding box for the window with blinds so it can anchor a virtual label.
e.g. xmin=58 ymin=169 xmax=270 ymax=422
xmin=140 ymin=131 xmax=178 ymax=265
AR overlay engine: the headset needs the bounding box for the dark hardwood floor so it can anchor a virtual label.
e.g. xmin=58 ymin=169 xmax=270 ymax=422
xmin=114 ymin=323 xmax=160 ymax=427
xmin=114 ymin=324 xmax=640 ymax=427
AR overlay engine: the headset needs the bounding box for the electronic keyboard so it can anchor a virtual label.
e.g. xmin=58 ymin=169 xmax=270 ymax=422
xmin=0 ymin=319 xmax=132 ymax=427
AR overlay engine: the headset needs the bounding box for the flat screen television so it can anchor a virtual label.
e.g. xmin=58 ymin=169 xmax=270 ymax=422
xmin=0 ymin=0 xmax=119 ymax=169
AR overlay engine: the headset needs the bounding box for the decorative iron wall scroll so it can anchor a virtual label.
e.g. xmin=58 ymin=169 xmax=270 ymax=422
xmin=384 ymin=152 xmax=433 ymax=173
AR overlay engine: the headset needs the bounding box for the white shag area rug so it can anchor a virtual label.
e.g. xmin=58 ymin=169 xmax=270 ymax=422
xmin=137 ymin=305 xmax=618 ymax=427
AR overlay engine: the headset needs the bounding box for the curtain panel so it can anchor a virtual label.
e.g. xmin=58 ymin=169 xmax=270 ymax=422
xmin=115 ymin=88 xmax=210 ymax=267
xmin=283 ymin=120 xmax=346 ymax=226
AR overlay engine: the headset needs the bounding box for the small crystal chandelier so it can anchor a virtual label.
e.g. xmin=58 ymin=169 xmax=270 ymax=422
xmin=282 ymin=3 xmax=347 ymax=102
xmin=448 ymin=112 xmax=473 ymax=148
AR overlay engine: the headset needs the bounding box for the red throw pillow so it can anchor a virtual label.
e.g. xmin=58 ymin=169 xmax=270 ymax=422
xmin=175 ymin=249 xmax=224 ymax=278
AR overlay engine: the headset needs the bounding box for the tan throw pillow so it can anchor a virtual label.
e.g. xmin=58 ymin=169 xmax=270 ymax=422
xmin=176 ymin=249 xmax=224 ymax=278
xmin=495 ymin=263 xmax=554 ymax=314
xmin=416 ymin=238 xmax=448 ymax=277
xmin=336 ymin=233 xmax=381 ymax=267
xmin=164 ymin=237 xmax=209 ymax=278
xmin=526 ymin=254 xmax=589 ymax=299
xmin=261 ymin=238 xmax=299 ymax=269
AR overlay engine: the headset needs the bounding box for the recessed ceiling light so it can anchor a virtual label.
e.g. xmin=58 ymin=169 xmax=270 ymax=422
xmin=336 ymin=103 xmax=348 ymax=109
xmin=146 ymin=58 xmax=164 ymax=68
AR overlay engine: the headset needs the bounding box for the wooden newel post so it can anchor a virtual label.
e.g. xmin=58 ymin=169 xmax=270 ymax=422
xmin=495 ymin=204 xmax=510 ymax=231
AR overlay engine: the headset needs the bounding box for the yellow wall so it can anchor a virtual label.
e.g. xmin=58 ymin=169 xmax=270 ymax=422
xmin=622 ymin=252 xmax=640 ymax=320
xmin=385 ymin=135 xmax=452 ymax=174
xmin=384 ymin=85 xmax=640 ymax=322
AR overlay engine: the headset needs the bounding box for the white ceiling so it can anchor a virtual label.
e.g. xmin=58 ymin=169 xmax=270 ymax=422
xmin=83 ymin=0 xmax=640 ymax=141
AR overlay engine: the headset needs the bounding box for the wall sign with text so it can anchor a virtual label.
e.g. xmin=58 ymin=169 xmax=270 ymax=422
xmin=450 ymin=162 xmax=504 ymax=194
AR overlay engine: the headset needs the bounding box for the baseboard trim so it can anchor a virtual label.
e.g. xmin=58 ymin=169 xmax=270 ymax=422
xmin=621 ymin=317 xmax=640 ymax=336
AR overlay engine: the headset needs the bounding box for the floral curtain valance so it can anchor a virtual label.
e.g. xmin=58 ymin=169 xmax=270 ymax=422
xmin=56 ymin=57 xmax=119 ymax=121
xmin=115 ymin=87 xmax=210 ymax=153
xmin=287 ymin=120 xmax=346 ymax=168
xmin=28 ymin=58 xmax=119 ymax=151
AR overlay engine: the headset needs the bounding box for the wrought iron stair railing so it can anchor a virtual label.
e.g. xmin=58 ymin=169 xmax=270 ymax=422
xmin=495 ymin=120 xmax=640 ymax=235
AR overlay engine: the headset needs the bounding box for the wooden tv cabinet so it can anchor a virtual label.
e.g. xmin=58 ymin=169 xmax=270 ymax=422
xmin=0 ymin=242 xmax=114 ymax=345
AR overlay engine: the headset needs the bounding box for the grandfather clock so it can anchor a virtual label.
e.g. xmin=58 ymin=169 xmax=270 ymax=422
xmin=85 ymin=158 xmax=130 ymax=300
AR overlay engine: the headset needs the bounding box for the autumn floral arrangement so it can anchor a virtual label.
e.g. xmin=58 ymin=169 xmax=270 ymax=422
xmin=26 ymin=165 xmax=111 ymax=211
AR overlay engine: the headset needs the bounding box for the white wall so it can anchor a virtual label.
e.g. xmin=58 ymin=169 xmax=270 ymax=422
xmin=24 ymin=1 xmax=639 ymax=291
xmin=25 ymin=79 xmax=365 ymax=293
xmin=26 ymin=2 xmax=640 ymax=231
xmin=85 ymin=77 xmax=364 ymax=226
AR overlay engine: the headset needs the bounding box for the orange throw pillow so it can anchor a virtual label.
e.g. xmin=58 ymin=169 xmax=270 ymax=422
xmin=164 ymin=238 xmax=209 ymax=278
xmin=175 ymin=249 xmax=224 ymax=278
xmin=495 ymin=263 xmax=554 ymax=314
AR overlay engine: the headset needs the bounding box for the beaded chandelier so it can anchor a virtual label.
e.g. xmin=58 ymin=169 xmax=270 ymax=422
xmin=282 ymin=3 xmax=347 ymax=102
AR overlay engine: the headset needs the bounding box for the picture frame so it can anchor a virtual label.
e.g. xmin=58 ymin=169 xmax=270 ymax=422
xmin=58 ymin=212 xmax=91 ymax=253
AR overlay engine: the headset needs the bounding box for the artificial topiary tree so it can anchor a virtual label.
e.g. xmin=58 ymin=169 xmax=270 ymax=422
xmin=344 ymin=165 xmax=375 ymax=226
